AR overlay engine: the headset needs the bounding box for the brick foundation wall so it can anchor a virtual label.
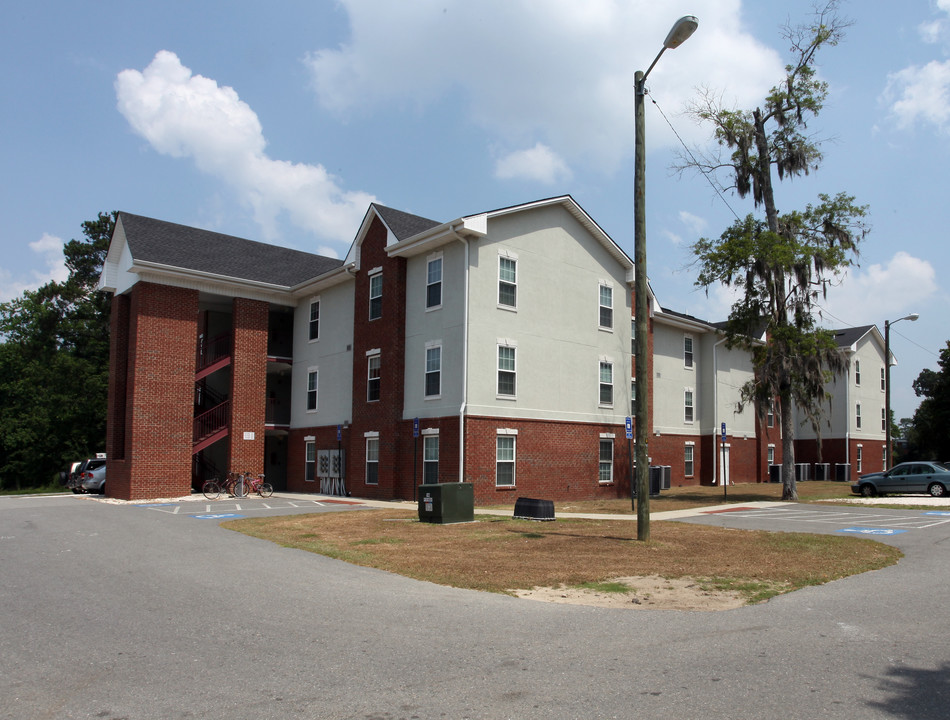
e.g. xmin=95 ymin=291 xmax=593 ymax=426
xmin=109 ymin=283 xmax=198 ymax=500
xmin=463 ymin=416 xmax=632 ymax=505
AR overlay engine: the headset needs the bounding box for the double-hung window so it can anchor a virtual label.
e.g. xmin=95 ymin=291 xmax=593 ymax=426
xmin=599 ymin=361 xmax=613 ymax=406
xmin=684 ymin=443 xmax=695 ymax=477
xmin=367 ymin=353 xmax=381 ymax=402
xmin=306 ymin=368 xmax=318 ymax=412
xmin=423 ymin=435 xmax=439 ymax=484
xmin=880 ymin=367 xmax=885 ymax=391
xmin=856 ymin=403 xmax=862 ymax=429
xmin=369 ymin=273 xmax=383 ymax=320
xmin=308 ymin=298 xmax=320 ymax=341
xmin=684 ymin=388 xmax=694 ymax=423
xmin=497 ymin=344 xmax=516 ymax=397
xmin=599 ymin=439 xmax=613 ymax=484
xmin=855 ymin=360 xmax=862 ymax=386
xmin=305 ymin=440 xmax=316 ymax=482
xmin=426 ymin=255 xmax=442 ymax=309
xmin=365 ymin=436 xmax=379 ymax=485
xmin=631 ymin=378 xmax=637 ymax=415
xmin=498 ymin=255 xmax=517 ymax=308
xmin=425 ymin=344 xmax=441 ymax=398
xmin=684 ymin=335 xmax=694 ymax=368
xmin=881 ymin=407 xmax=886 ymax=432
xmin=599 ymin=284 xmax=613 ymax=329
xmin=496 ymin=434 xmax=516 ymax=486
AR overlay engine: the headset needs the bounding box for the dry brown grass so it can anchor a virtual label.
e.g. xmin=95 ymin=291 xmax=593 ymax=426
xmin=225 ymin=506 xmax=900 ymax=604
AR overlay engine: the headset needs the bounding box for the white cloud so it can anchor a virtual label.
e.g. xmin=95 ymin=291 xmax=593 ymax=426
xmin=305 ymin=0 xmax=784 ymax=175
xmin=883 ymin=60 xmax=950 ymax=133
xmin=494 ymin=143 xmax=572 ymax=184
xmin=819 ymin=252 xmax=938 ymax=327
xmin=115 ymin=51 xmax=374 ymax=248
xmin=678 ymin=210 xmax=707 ymax=237
xmin=0 ymin=234 xmax=68 ymax=303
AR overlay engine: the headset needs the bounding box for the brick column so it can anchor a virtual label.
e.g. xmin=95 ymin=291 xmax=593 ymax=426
xmin=229 ymin=297 xmax=269 ymax=475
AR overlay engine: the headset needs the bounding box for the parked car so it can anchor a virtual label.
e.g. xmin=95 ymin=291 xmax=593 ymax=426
xmin=852 ymin=461 xmax=950 ymax=498
xmin=68 ymin=457 xmax=106 ymax=494
xmin=79 ymin=463 xmax=106 ymax=494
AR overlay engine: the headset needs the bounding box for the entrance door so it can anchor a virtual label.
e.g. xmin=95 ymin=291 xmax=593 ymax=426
xmin=718 ymin=444 xmax=731 ymax=486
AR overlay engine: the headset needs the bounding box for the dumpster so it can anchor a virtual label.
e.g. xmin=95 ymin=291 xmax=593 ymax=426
xmin=418 ymin=482 xmax=474 ymax=524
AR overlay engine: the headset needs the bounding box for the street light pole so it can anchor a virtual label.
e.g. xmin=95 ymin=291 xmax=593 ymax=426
xmin=884 ymin=312 xmax=919 ymax=469
xmin=634 ymin=15 xmax=698 ymax=542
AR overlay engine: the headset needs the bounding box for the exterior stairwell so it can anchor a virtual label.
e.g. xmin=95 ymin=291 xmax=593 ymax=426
xmin=193 ymin=333 xmax=232 ymax=454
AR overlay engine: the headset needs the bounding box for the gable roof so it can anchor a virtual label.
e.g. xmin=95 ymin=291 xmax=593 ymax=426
xmin=372 ymin=204 xmax=442 ymax=241
xmin=117 ymin=212 xmax=342 ymax=287
xmin=832 ymin=325 xmax=876 ymax=350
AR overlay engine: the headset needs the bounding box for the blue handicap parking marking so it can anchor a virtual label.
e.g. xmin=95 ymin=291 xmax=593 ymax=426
xmin=134 ymin=503 xmax=177 ymax=508
xmin=839 ymin=526 xmax=908 ymax=536
xmin=923 ymin=511 xmax=950 ymax=517
xmin=192 ymin=513 xmax=244 ymax=520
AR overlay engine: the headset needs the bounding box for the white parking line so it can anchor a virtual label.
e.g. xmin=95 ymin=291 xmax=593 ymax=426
xmin=703 ymin=506 xmax=950 ymax=530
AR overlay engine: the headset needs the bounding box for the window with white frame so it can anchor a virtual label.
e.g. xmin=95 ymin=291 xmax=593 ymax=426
xmin=855 ymin=359 xmax=861 ymax=386
xmin=631 ymin=378 xmax=637 ymax=415
xmin=856 ymin=444 xmax=863 ymax=473
xmin=882 ymin=407 xmax=886 ymax=432
xmin=369 ymin=273 xmax=383 ymax=320
xmin=856 ymin=403 xmax=862 ymax=429
xmin=498 ymin=255 xmax=517 ymax=308
xmin=767 ymin=399 xmax=775 ymax=428
xmin=684 ymin=388 xmax=694 ymax=423
xmin=768 ymin=444 xmax=775 ymax=465
xmin=882 ymin=445 xmax=887 ymax=470
xmin=305 ymin=440 xmax=316 ymax=482
xmin=881 ymin=367 xmax=885 ymax=391
xmin=599 ymin=284 xmax=613 ymax=329
xmin=367 ymin=354 xmax=381 ymax=402
xmin=599 ymin=438 xmax=613 ymax=484
xmin=497 ymin=344 xmax=516 ymax=397
xmin=365 ymin=436 xmax=379 ymax=485
xmin=599 ymin=361 xmax=613 ymax=406
xmin=306 ymin=368 xmax=318 ymax=412
xmin=426 ymin=255 xmax=442 ymax=309
xmin=496 ymin=434 xmax=516 ymax=486
xmin=684 ymin=443 xmax=695 ymax=477
xmin=308 ymin=298 xmax=320 ymax=341
xmin=631 ymin=318 xmax=636 ymax=354
xmin=684 ymin=335 xmax=694 ymax=368
xmin=425 ymin=344 xmax=441 ymax=398
xmin=423 ymin=435 xmax=439 ymax=484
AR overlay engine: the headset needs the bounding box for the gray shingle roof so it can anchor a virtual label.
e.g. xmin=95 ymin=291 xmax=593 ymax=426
xmin=372 ymin=204 xmax=441 ymax=241
xmin=118 ymin=212 xmax=343 ymax=287
xmin=833 ymin=325 xmax=875 ymax=348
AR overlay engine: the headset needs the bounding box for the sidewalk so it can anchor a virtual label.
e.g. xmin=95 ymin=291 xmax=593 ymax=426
xmin=289 ymin=492 xmax=790 ymax=522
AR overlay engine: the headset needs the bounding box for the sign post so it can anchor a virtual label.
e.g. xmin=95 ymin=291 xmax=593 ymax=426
xmin=626 ymin=417 xmax=635 ymax=512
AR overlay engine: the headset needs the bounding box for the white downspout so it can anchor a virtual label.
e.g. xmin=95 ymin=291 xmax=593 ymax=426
xmin=451 ymin=226 xmax=470 ymax=482
xmin=712 ymin=334 xmax=727 ymax=485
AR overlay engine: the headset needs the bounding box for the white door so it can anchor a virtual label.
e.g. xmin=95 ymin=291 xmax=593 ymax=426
xmin=718 ymin=444 xmax=731 ymax=486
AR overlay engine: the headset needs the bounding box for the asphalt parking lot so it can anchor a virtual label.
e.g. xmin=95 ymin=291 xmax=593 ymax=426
xmin=100 ymin=493 xmax=371 ymax=520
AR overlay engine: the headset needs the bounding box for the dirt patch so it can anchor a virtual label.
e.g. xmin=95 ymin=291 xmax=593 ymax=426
xmin=512 ymin=575 xmax=746 ymax=611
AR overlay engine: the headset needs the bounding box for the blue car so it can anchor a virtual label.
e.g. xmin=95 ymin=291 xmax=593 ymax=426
xmin=852 ymin=461 xmax=950 ymax=498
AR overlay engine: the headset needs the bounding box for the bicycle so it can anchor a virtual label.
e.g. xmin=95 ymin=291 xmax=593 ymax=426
xmin=246 ymin=472 xmax=273 ymax=498
xmin=201 ymin=472 xmax=241 ymax=500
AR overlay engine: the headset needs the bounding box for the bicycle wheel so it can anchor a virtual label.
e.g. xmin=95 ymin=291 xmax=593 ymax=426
xmin=201 ymin=480 xmax=221 ymax=500
xmin=232 ymin=476 xmax=248 ymax=498
xmin=257 ymin=482 xmax=274 ymax=498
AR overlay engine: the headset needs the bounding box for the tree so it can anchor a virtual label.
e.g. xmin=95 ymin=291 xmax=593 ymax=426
xmin=0 ymin=213 xmax=114 ymax=489
xmin=686 ymin=1 xmax=867 ymax=500
xmin=910 ymin=342 xmax=950 ymax=461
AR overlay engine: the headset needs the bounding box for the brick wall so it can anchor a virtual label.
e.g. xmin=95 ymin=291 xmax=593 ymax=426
xmin=348 ymin=215 xmax=409 ymax=500
xmin=109 ymin=282 xmax=199 ymax=500
xmin=229 ymin=297 xmax=269 ymax=476
xmin=463 ymin=416 xmax=632 ymax=505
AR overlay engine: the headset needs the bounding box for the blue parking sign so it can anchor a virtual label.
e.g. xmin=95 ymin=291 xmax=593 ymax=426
xmin=625 ymin=417 xmax=633 ymax=440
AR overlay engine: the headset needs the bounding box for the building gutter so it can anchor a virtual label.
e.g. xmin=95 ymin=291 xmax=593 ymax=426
xmin=450 ymin=223 xmax=470 ymax=483
xmin=712 ymin=333 xmax=728 ymax=485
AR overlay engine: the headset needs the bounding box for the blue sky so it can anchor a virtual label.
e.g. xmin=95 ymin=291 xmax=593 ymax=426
xmin=2 ymin=0 xmax=948 ymax=421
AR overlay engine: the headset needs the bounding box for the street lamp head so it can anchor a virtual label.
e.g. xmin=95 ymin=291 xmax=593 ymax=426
xmin=905 ymin=313 xmax=920 ymax=322
xmin=663 ymin=15 xmax=700 ymax=49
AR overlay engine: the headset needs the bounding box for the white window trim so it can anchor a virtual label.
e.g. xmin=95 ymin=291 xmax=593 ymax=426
xmin=365 ymin=436 xmax=380 ymax=485
xmin=308 ymin=296 xmax=321 ymax=343
xmin=684 ymin=334 xmax=694 ymax=370
xmin=855 ymin=359 xmax=862 ymax=386
xmin=368 ymin=271 xmax=383 ymax=321
xmin=496 ymin=433 xmax=517 ymax=487
xmin=367 ymin=352 xmax=381 ymax=403
xmin=426 ymin=252 xmax=443 ymax=311
xmin=305 ymin=440 xmax=316 ymax=483
xmin=497 ymin=342 xmax=517 ymax=400
xmin=684 ymin=441 xmax=695 ymax=477
xmin=684 ymin=387 xmax=695 ymax=424
xmin=599 ymin=438 xmax=614 ymax=484
xmin=598 ymin=281 xmax=614 ymax=331
xmin=497 ymin=251 xmax=518 ymax=311
xmin=425 ymin=341 xmax=442 ymax=400
xmin=599 ymin=359 xmax=614 ymax=408
xmin=306 ymin=366 xmax=319 ymax=414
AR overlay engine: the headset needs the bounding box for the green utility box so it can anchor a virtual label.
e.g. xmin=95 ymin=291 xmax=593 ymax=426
xmin=418 ymin=482 xmax=474 ymax=524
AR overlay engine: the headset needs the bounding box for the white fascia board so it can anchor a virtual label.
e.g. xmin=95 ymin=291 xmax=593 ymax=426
xmin=129 ymin=260 xmax=298 ymax=306
xmin=387 ymin=218 xmax=486 ymax=258
xmin=653 ymin=310 xmax=715 ymax=334
xmin=290 ymin=263 xmax=355 ymax=298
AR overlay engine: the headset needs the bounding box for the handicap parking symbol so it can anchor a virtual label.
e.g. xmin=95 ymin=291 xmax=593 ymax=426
xmin=192 ymin=513 xmax=244 ymax=520
xmin=923 ymin=511 xmax=950 ymax=517
xmin=839 ymin=527 xmax=907 ymax=536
